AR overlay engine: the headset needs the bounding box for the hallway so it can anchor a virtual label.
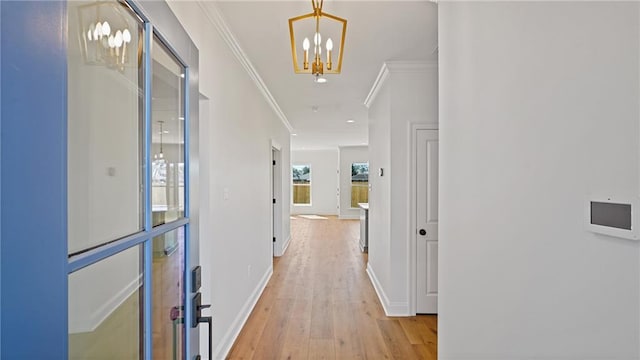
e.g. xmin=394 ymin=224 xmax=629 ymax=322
xmin=227 ymin=216 xmax=437 ymax=359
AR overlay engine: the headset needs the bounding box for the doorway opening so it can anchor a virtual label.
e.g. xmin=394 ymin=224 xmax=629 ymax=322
xmin=271 ymin=145 xmax=283 ymax=257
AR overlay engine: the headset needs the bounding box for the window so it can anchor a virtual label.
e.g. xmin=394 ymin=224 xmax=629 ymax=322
xmin=351 ymin=162 xmax=369 ymax=207
xmin=292 ymin=164 xmax=311 ymax=205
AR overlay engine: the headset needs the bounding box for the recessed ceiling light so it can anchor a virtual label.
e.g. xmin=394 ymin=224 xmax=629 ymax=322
xmin=292 ymin=133 xmax=298 ymax=136
xmin=314 ymin=77 xmax=327 ymax=84
xmin=347 ymin=119 xmax=355 ymax=123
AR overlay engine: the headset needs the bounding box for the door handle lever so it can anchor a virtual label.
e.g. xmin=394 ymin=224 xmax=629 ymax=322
xmin=192 ymin=292 xmax=213 ymax=360
xmin=419 ymin=229 xmax=426 ymax=236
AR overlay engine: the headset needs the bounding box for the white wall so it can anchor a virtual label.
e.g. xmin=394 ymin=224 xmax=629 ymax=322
xmin=366 ymin=62 xmax=438 ymax=315
xmin=367 ymin=79 xmax=392 ymax=312
xmin=291 ymin=149 xmax=339 ymax=216
xmin=338 ymin=146 xmax=369 ymax=219
xmin=439 ymin=2 xmax=640 ymax=359
xmin=167 ymin=3 xmax=291 ymax=359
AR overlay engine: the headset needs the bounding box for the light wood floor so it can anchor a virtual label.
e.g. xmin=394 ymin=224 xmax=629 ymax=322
xmin=227 ymin=216 xmax=437 ymax=359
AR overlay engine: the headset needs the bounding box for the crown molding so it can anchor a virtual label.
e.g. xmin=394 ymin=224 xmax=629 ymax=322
xmin=364 ymin=61 xmax=438 ymax=108
xmin=386 ymin=60 xmax=438 ymax=72
xmin=364 ymin=63 xmax=390 ymax=108
xmin=197 ymin=1 xmax=294 ymax=133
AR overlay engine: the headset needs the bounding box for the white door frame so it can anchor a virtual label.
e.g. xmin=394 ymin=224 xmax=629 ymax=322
xmin=409 ymin=123 xmax=439 ymax=315
xmin=271 ymin=140 xmax=283 ymax=257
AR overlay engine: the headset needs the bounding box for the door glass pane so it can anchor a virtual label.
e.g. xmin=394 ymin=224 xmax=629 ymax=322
xmin=152 ymin=227 xmax=185 ymax=358
xmin=152 ymin=37 xmax=185 ymax=227
xmin=67 ymin=0 xmax=145 ymax=254
xmin=69 ymin=245 xmax=144 ymax=359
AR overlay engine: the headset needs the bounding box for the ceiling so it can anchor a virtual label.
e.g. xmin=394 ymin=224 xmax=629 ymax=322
xmin=211 ymin=1 xmax=438 ymax=150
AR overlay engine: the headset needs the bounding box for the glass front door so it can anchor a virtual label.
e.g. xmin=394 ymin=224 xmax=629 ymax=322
xmin=66 ymin=1 xmax=194 ymax=359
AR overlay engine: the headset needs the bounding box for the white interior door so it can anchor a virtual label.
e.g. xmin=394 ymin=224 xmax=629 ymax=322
xmin=416 ymin=129 xmax=439 ymax=314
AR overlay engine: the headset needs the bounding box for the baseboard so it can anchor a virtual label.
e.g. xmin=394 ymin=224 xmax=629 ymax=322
xmin=70 ymin=274 xmax=142 ymax=333
xmin=366 ymin=264 xmax=410 ymax=316
xmin=281 ymin=235 xmax=292 ymax=256
xmin=274 ymin=235 xmax=291 ymax=257
xmin=212 ymin=265 xmax=273 ymax=360
xmin=291 ymin=210 xmax=339 ymax=216
xmin=338 ymin=214 xmax=359 ymax=220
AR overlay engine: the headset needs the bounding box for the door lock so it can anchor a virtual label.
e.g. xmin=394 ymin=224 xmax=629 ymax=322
xmin=192 ymin=292 xmax=212 ymax=359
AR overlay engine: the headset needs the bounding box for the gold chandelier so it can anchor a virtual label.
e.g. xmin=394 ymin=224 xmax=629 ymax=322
xmin=289 ymin=0 xmax=347 ymax=83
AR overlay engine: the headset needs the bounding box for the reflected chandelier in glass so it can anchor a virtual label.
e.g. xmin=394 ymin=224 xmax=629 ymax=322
xmin=77 ymin=1 xmax=141 ymax=71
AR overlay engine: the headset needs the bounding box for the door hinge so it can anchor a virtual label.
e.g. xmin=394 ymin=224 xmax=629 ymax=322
xmin=273 ymin=237 xmax=276 ymax=242
xmin=273 ymin=198 xmax=276 ymax=204
xmin=273 ymin=160 xmax=276 ymax=166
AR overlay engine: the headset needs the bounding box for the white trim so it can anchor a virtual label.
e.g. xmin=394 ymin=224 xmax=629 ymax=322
xmin=213 ymin=266 xmax=273 ymax=360
xmin=386 ymin=60 xmax=438 ymax=72
xmin=338 ymin=214 xmax=360 ymax=220
xmin=365 ymin=61 xmax=438 ymax=108
xmin=196 ymin=1 xmax=294 ymax=133
xmin=364 ymin=63 xmax=390 ymax=108
xmin=291 ymin=211 xmax=338 ymax=216
xmin=279 ymin=235 xmax=292 ymax=257
xmin=271 ymin=139 xmax=282 ymax=152
xmin=366 ymin=263 xmax=410 ymax=316
xmin=69 ymin=275 xmax=142 ymax=334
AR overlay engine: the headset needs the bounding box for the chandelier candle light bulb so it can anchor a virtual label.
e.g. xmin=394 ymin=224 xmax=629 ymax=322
xmin=303 ymin=37 xmax=310 ymax=70
xmin=122 ymin=29 xmax=131 ymax=64
xmin=95 ymin=22 xmax=103 ymax=39
xmin=114 ymin=30 xmax=123 ymax=59
xmin=326 ymin=38 xmax=333 ymax=70
xmin=102 ymin=21 xmax=111 ymax=37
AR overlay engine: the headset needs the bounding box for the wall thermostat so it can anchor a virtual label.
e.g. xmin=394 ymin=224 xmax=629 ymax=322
xmin=586 ymin=197 xmax=638 ymax=240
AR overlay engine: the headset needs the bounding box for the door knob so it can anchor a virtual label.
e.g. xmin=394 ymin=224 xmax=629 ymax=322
xmin=419 ymin=229 xmax=426 ymax=236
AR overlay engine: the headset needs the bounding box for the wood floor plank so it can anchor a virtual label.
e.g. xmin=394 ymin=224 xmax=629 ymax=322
xmin=251 ymin=298 xmax=294 ymax=358
xmin=226 ymin=217 xmax=437 ymax=360
xmin=279 ymin=298 xmax=312 ymax=360
xmin=226 ymin=299 xmax=272 ymax=359
xmin=412 ymin=344 xmax=437 ymax=360
xmin=309 ymin=298 xmax=333 ymax=339
xmin=353 ymin=299 xmax=393 ymax=360
xmin=308 ymin=339 xmax=335 ymax=360
xmin=378 ymin=319 xmax=420 ymax=359
xmin=332 ymin=301 xmax=365 ymax=359
xmin=399 ymin=318 xmax=426 ymax=345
